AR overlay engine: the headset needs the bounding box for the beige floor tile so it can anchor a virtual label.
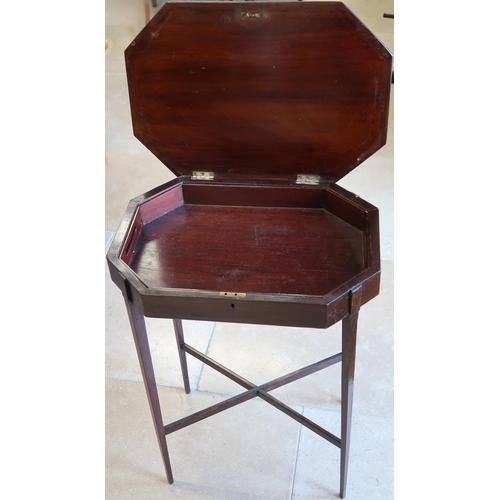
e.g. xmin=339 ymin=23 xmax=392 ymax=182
xmin=105 ymin=138 xmax=175 ymax=230
xmin=197 ymin=319 xmax=343 ymax=403
xmin=197 ymin=261 xmax=393 ymax=418
xmin=386 ymin=83 xmax=395 ymax=156
xmin=338 ymin=156 xmax=394 ymax=261
xmin=354 ymin=260 xmax=394 ymax=417
xmin=292 ymin=408 xmax=394 ymax=499
xmin=105 ymin=72 xmax=135 ymax=141
xmin=106 ymin=0 xmax=149 ymax=30
xmin=105 ymin=24 xmax=140 ymax=75
xmin=377 ymin=31 xmax=395 ymax=59
xmin=342 ymin=0 xmax=394 ymax=36
xmin=106 ymin=378 xmax=301 ymax=499
xmin=105 ymin=264 xmax=215 ymax=388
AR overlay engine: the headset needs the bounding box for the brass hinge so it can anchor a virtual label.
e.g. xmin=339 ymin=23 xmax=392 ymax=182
xmin=191 ymin=171 xmax=214 ymax=181
xmin=296 ymin=174 xmax=320 ymax=185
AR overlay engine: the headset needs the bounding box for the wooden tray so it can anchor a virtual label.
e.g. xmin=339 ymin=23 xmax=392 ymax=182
xmin=108 ymin=178 xmax=380 ymax=328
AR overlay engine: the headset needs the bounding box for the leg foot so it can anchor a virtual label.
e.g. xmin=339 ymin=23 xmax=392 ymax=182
xmin=126 ymin=300 xmax=174 ymax=483
xmin=340 ymin=311 xmax=359 ymax=498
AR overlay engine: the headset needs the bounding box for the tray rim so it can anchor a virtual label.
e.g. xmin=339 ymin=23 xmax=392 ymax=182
xmin=107 ymin=179 xmax=380 ymax=328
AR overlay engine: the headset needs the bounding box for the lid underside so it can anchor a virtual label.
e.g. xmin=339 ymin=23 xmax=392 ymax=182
xmin=125 ymin=1 xmax=392 ymax=181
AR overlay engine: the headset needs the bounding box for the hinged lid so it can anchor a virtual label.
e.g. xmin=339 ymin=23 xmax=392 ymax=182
xmin=125 ymin=1 xmax=392 ymax=182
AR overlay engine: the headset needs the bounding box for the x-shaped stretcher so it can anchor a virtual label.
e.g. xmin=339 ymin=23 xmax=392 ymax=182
xmin=124 ymin=285 xmax=362 ymax=498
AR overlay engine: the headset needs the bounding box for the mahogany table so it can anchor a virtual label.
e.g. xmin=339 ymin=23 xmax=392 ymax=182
xmin=107 ymin=2 xmax=392 ymax=497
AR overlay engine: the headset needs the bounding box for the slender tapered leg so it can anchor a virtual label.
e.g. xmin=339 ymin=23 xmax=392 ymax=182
xmin=173 ymin=319 xmax=191 ymax=394
xmin=125 ymin=300 xmax=174 ymax=483
xmin=340 ymin=311 xmax=359 ymax=498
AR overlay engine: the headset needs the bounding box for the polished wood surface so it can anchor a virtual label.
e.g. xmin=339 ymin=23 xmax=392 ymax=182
xmin=340 ymin=285 xmax=362 ymax=498
xmin=173 ymin=318 xmax=190 ymax=394
xmin=125 ymin=1 xmax=392 ymax=181
xmin=125 ymin=299 xmax=173 ymax=483
xmin=129 ymin=204 xmax=365 ymax=296
xmin=108 ymin=179 xmax=380 ymax=328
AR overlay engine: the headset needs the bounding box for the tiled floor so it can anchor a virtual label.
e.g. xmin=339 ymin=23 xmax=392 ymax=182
xmin=105 ymin=1 xmax=394 ymax=498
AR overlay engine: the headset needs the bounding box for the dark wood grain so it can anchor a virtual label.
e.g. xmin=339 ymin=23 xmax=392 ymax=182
xmin=125 ymin=1 xmax=392 ymax=181
xmin=119 ymin=210 xmax=141 ymax=266
xmin=173 ymin=319 xmax=190 ymax=394
xmin=340 ymin=288 xmax=361 ymax=498
xmin=129 ymin=203 xmax=365 ymax=296
xmin=139 ymin=183 xmax=184 ymax=225
xmin=182 ymin=182 xmax=325 ymax=209
xmin=108 ymin=180 xmax=380 ymax=328
xmin=125 ymin=299 xmax=173 ymax=483
xmin=139 ymin=292 xmax=331 ymax=328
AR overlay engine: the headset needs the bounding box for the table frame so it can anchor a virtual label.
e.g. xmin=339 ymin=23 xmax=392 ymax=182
xmin=122 ymin=283 xmax=362 ymax=498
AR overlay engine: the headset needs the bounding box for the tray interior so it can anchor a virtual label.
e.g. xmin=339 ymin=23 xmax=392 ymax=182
xmin=124 ymin=187 xmax=366 ymax=297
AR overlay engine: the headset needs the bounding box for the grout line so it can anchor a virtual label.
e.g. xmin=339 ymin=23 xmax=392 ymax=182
xmin=298 ymin=403 xmax=394 ymax=422
xmin=192 ymin=388 xmax=246 ymax=399
xmin=193 ymin=322 xmax=217 ymax=391
xmin=288 ymin=406 xmax=305 ymax=500
xmin=105 ymin=376 xmax=228 ymax=399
